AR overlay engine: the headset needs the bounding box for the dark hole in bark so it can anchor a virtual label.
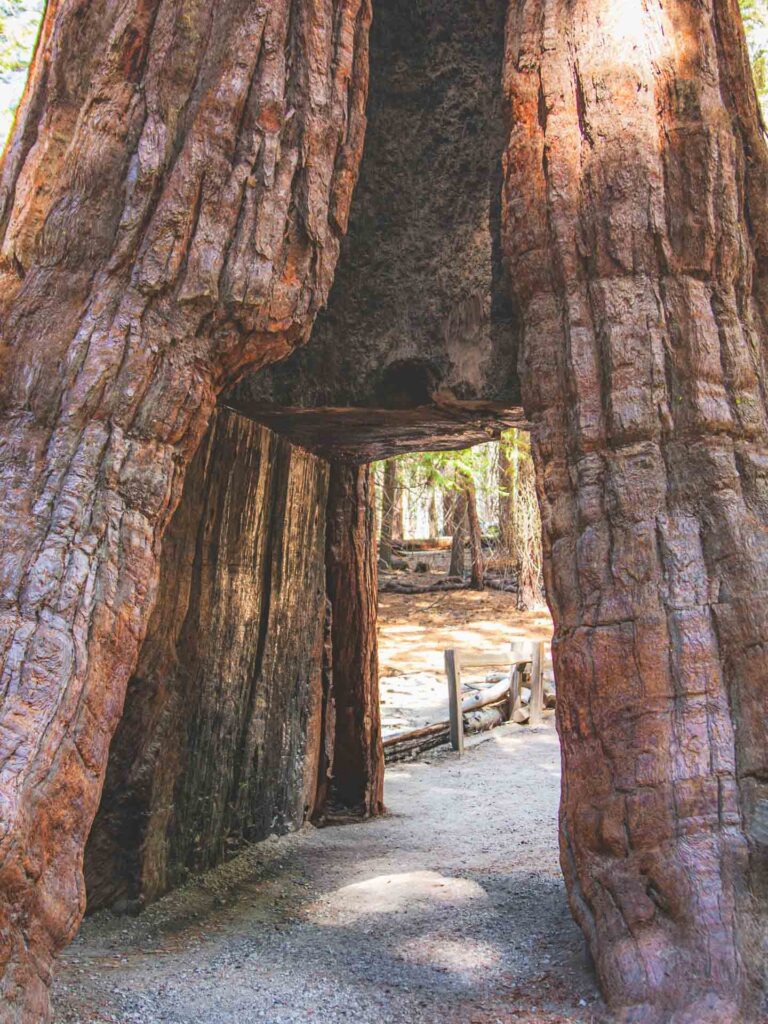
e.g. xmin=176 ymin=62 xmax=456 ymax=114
xmin=376 ymin=359 xmax=440 ymax=409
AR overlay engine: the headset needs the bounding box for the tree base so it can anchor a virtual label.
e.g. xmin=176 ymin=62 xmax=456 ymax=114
xmin=614 ymin=995 xmax=743 ymax=1024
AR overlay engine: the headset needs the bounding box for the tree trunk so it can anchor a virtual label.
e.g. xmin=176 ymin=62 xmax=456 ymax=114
xmin=513 ymin=450 xmax=542 ymax=611
xmin=379 ymin=458 xmax=397 ymax=566
xmin=428 ymin=486 xmax=440 ymax=540
xmin=442 ymin=487 xmax=457 ymax=535
xmin=463 ymin=475 xmax=485 ymax=590
xmin=498 ymin=435 xmax=515 ymax=556
xmin=322 ymin=462 xmax=385 ymax=819
xmin=503 ymin=0 xmax=768 ymax=1019
xmin=448 ymin=489 xmax=467 ymax=578
xmin=0 ymin=1 xmax=370 ymax=1017
xmin=400 ymin=483 xmax=410 ymax=541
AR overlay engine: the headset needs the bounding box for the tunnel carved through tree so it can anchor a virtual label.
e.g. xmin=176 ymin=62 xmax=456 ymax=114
xmin=0 ymin=0 xmax=766 ymax=1021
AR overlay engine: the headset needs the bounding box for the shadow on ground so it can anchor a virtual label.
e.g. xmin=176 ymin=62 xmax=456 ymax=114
xmin=53 ymin=722 xmax=605 ymax=1024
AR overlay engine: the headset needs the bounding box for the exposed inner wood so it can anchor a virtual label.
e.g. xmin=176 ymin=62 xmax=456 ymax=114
xmin=85 ymin=409 xmax=329 ymax=911
xmin=221 ymin=400 xmax=525 ymax=462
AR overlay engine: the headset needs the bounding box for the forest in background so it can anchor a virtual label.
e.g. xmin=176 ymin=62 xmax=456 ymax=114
xmin=374 ymin=431 xmax=545 ymax=609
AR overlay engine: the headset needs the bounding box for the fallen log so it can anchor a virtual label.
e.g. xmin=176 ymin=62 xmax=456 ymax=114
xmin=382 ymin=721 xmax=448 ymax=748
xmin=379 ymin=573 xmax=518 ymax=595
xmin=383 ymin=698 xmax=512 ymax=763
xmin=379 ymin=577 xmax=469 ymax=594
xmin=384 ymin=726 xmax=450 ymax=763
xmin=460 ymin=678 xmax=513 ymax=713
xmin=392 ymin=538 xmax=452 ymax=552
xmin=382 ymin=677 xmax=518 ymax=761
xmin=463 ymin=705 xmax=506 ymax=734
xmin=484 ymin=578 xmax=518 ymax=593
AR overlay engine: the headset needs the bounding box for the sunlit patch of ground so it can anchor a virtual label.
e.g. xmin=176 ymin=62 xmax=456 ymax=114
xmin=54 ymin=723 xmax=603 ymax=1024
xmin=378 ymin=576 xmax=553 ymax=733
xmin=378 ymin=587 xmax=552 ymax=678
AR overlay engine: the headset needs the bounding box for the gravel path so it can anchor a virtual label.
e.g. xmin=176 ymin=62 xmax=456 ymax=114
xmin=53 ymin=720 xmax=605 ymax=1024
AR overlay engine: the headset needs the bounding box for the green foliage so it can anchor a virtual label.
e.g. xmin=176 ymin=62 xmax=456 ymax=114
xmin=0 ymin=0 xmax=44 ymax=144
xmin=376 ymin=431 xmax=533 ymax=535
xmin=741 ymin=0 xmax=768 ymax=118
xmin=392 ymin=444 xmax=496 ymax=494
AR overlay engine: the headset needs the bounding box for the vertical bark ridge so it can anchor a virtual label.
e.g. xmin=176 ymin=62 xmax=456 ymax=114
xmin=322 ymin=462 xmax=384 ymax=820
xmin=0 ymin=1 xmax=370 ymax=1018
xmin=502 ymin=0 xmax=768 ymax=1019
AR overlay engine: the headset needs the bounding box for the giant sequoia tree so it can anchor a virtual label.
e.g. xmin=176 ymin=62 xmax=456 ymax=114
xmin=0 ymin=1 xmax=370 ymax=1018
xmin=0 ymin=1 xmax=766 ymax=1023
xmin=503 ymin=0 xmax=768 ymax=1019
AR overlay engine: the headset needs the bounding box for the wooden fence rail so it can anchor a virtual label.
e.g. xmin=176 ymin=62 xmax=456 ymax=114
xmin=444 ymin=640 xmax=546 ymax=755
xmin=381 ymin=640 xmax=550 ymax=762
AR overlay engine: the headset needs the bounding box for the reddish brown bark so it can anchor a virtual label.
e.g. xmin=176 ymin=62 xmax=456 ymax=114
xmin=322 ymin=462 xmax=384 ymax=819
xmin=0 ymin=0 xmax=370 ymax=1018
xmin=503 ymin=0 xmax=768 ymax=1020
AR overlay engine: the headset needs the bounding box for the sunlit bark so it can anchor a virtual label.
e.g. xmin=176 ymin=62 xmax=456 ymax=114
xmin=0 ymin=0 xmax=370 ymax=1018
xmin=503 ymin=0 xmax=768 ymax=1018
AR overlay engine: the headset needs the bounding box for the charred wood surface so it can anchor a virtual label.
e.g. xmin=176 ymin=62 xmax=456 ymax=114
xmin=84 ymin=410 xmax=329 ymax=910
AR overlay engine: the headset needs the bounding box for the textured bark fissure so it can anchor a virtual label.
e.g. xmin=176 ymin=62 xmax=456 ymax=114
xmin=0 ymin=0 xmax=370 ymax=1017
xmin=502 ymin=0 xmax=768 ymax=1019
xmin=321 ymin=461 xmax=384 ymax=820
xmin=311 ymin=599 xmax=336 ymax=821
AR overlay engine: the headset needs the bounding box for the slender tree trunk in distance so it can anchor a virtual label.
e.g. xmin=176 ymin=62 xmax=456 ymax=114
xmin=323 ymin=463 xmax=385 ymax=820
xmin=448 ymin=489 xmax=467 ymax=578
xmin=513 ymin=451 xmax=542 ymax=610
xmin=0 ymin=1 xmax=370 ymax=1018
xmin=379 ymin=459 xmax=396 ymax=566
xmin=393 ymin=475 xmax=404 ymax=541
xmin=442 ymin=487 xmax=457 ymax=536
xmin=498 ymin=438 xmax=514 ymax=557
xmin=503 ymin=0 xmax=768 ymax=1018
xmin=428 ymin=487 xmax=440 ymax=540
xmin=463 ymin=474 xmax=485 ymax=590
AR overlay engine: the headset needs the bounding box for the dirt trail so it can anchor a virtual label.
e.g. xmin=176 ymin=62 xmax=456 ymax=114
xmin=378 ymin=589 xmax=553 ymax=678
xmin=378 ymin=585 xmax=554 ymax=734
xmin=53 ymin=721 xmax=604 ymax=1024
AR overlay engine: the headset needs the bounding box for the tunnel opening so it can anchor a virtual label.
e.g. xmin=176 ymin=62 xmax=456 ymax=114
xmin=0 ymin=0 xmax=765 ymax=1016
xmin=85 ymin=0 xmax=525 ymax=911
